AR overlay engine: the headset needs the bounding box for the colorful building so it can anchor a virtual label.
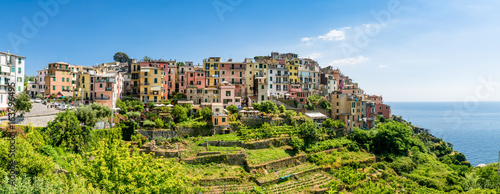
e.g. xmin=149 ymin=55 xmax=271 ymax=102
xmin=44 ymin=62 xmax=72 ymax=97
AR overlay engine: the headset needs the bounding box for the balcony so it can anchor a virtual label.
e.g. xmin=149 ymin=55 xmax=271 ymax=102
xmin=95 ymin=96 xmax=110 ymax=100
xmin=230 ymin=67 xmax=245 ymax=70
xmin=150 ymin=91 xmax=159 ymax=95
xmin=105 ymin=87 xmax=112 ymax=91
xmin=95 ymin=78 xmax=116 ymax=83
xmin=231 ymin=82 xmax=242 ymax=85
xmin=142 ymin=82 xmax=150 ymax=86
xmin=47 ymin=73 xmax=56 ymax=77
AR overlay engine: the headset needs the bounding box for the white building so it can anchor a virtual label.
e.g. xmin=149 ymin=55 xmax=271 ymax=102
xmin=0 ymin=51 xmax=25 ymax=111
xmin=267 ymin=64 xmax=289 ymax=98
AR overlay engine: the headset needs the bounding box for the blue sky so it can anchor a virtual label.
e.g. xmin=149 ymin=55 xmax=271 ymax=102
xmin=1 ymin=0 xmax=500 ymax=102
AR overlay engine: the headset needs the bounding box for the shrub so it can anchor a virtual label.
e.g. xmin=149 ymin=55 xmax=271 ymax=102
xmin=143 ymin=120 xmax=156 ymax=129
xmin=289 ymin=137 xmax=304 ymax=151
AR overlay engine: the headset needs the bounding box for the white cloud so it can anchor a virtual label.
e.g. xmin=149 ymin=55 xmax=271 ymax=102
xmin=318 ymin=27 xmax=350 ymax=41
xmin=305 ymin=52 xmax=323 ymax=60
xmin=378 ymin=65 xmax=387 ymax=68
xmin=300 ymin=27 xmax=351 ymax=43
xmin=330 ymin=56 xmax=368 ymax=66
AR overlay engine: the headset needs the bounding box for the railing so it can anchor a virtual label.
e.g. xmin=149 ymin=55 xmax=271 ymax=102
xmin=142 ymin=82 xmax=150 ymax=86
xmin=95 ymin=78 xmax=116 ymax=83
xmin=95 ymin=97 xmax=110 ymax=100
xmin=47 ymin=73 xmax=56 ymax=77
xmin=231 ymin=82 xmax=242 ymax=85
xmin=150 ymin=91 xmax=159 ymax=95
xmin=230 ymin=67 xmax=245 ymax=70
xmin=105 ymin=87 xmax=112 ymax=91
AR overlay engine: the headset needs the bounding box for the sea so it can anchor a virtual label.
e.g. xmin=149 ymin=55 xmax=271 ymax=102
xmin=388 ymin=102 xmax=500 ymax=167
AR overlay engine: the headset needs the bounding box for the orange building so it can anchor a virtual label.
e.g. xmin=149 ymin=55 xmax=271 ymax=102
xmin=44 ymin=62 xmax=73 ymax=97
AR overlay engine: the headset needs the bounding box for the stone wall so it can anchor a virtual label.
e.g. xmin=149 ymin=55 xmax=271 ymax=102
xmin=137 ymin=130 xmax=178 ymax=141
xmin=182 ymin=152 xmax=247 ymax=165
xmin=247 ymin=154 xmax=307 ymax=173
xmin=140 ymin=149 xmax=179 ymax=158
xmin=198 ymin=138 xmax=290 ymax=150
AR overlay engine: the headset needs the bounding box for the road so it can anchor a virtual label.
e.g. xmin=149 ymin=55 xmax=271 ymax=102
xmin=0 ymin=100 xmax=62 ymax=127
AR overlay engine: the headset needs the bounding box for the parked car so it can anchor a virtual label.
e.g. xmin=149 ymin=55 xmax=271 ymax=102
xmin=34 ymin=98 xmax=42 ymax=103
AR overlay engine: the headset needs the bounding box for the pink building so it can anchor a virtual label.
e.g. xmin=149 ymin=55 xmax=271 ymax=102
xmin=177 ymin=61 xmax=193 ymax=94
xmin=369 ymin=95 xmax=383 ymax=104
xmin=167 ymin=64 xmax=176 ymax=96
xmin=375 ymin=103 xmax=391 ymax=119
xmin=37 ymin=69 xmax=47 ymax=94
xmin=193 ymin=68 xmax=205 ymax=89
xmin=220 ymin=59 xmax=246 ymax=97
xmin=219 ymin=84 xmax=241 ymax=109
xmin=92 ymin=72 xmax=123 ymax=108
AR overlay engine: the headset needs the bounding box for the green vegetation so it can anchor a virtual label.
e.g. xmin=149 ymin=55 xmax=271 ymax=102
xmin=14 ymin=93 xmax=33 ymax=116
xmin=2 ymin=97 xmax=498 ymax=193
xmin=246 ymin=147 xmax=292 ymax=165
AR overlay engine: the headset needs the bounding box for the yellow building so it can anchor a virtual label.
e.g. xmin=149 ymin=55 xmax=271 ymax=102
xmin=130 ymin=62 xmax=141 ymax=99
xmin=80 ymin=73 xmax=91 ymax=103
xmin=204 ymin=57 xmax=221 ymax=88
xmin=245 ymin=62 xmax=257 ymax=97
xmin=139 ymin=65 xmax=163 ymax=103
xmin=286 ymin=60 xmax=299 ymax=84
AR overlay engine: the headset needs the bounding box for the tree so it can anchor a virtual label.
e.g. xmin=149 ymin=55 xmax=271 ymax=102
xmin=298 ymin=121 xmax=321 ymax=145
xmin=227 ymin=104 xmax=238 ymax=114
xmin=258 ymin=101 xmax=278 ymax=114
xmin=372 ymin=121 xmax=413 ymax=155
xmin=289 ymin=137 xmax=304 ymax=151
xmin=143 ymin=56 xmax=151 ymax=62
xmin=75 ymin=139 xmax=195 ymax=193
xmin=75 ymin=105 xmax=98 ymax=127
xmin=44 ymin=111 xmax=90 ymax=152
xmin=172 ymin=105 xmax=188 ymax=123
xmin=35 ymin=94 xmax=43 ymax=99
xmin=90 ymin=103 xmax=111 ymax=119
xmin=200 ymin=107 xmax=212 ymax=121
xmin=279 ymin=105 xmax=286 ymax=113
xmin=14 ymin=93 xmax=33 ymax=116
xmin=177 ymin=62 xmax=185 ymax=68
xmin=154 ymin=118 xmax=164 ymax=128
xmin=252 ymin=103 xmax=260 ymax=110
xmin=113 ymin=52 xmax=129 ymax=63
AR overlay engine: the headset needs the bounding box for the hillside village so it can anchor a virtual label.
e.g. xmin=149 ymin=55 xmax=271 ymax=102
xmin=1 ymin=51 xmax=497 ymax=193
xmin=4 ymin=51 xmax=391 ymax=130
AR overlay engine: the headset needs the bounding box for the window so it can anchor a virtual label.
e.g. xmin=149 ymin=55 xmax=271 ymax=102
xmin=73 ymin=74 xmax=75 ymax=77
xmin=270 ymin=70 xmax=272 ymax=74
xmin=261 ymin=85 xmax=264 ymax=89
xmin=222 ymin=118 xmax=226 ymax=122
xmin=99 ymin=83 xmax=102 ymax=88
xmin=270 ymin=84 xmax=272 ymax=89
xmin=66 ymin=78 xmax=69 ymax=82
xmin=10 ymin=67 xmax=14 ymax=72
xmin=270 ymin=77 xmax=272 ymax=81
xmin=154 ymin=78 xmax=158 ymax=83
xmin=53 ymin=86 xmax=55 ymax=90
xmin=261 ymin=95 xmax=264 ymax=101
xmin=18 ymin=67 xmax=21 ymax=73
xmin=154 ymin=69 xmax=158 ymax=74
xmin=231 ymin=71 xmax=234 ymax=75
xmin=226 ymin=91 xmax=231 ymax=96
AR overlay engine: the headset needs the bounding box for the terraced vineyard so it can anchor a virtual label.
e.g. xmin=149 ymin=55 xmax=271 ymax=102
xmin=265 ymin=171 xmax=332 ymax=193
xmin=255 ymin=162 xmax=319 ymax=182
